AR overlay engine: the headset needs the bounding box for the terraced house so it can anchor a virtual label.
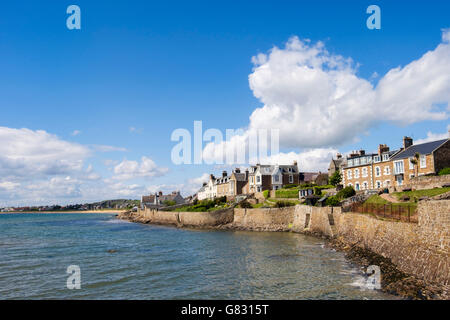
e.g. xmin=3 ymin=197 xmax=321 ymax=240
xmin=389 ymin=137 xmax=450 ymax=187
xmin=342 ymin=144 xmax=397 ymax=191
xmin=341 ymin=134 xmax=450 ymax=191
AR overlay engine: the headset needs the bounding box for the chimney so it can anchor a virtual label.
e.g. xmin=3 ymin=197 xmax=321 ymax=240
xmin=158 ymin=191 xmax=163 ymax=196
xmin=336 ymin=153 xmax=342 ymax=159
xmin=245 ymin=169 xmax=249 ymax=180
xmin=202 ymin=182 xmax=207 ymax=187
xmin=378 ymin=144 xmax=390 ymax=155
xmin=222 ymin=170 xmax=227 ymax=178
xmin=359 ymin=149 xmax=365 ymax=156
xmin=210 ymin=174 xmax=215 ymax=180
xmin=235 ymin=168 xmax=240 ymax=173
xmin=403 ymin=136 xmax=413 ymax=149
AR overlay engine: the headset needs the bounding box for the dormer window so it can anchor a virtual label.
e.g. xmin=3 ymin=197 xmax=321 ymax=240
xmin=382 ymin=154 xmax=389 ymax=161
xmin=348 ymin=159 xmax=353 ymax=167
xmin=374 ymin=155 xmax=381 ymax=163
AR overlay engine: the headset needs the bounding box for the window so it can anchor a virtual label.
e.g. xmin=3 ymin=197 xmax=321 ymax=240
xmin=273 ymin=175 xmax=279 ymax=183
xmin=375 ymin=166 xmax=381 ymax=177
xmin=374 ymin=155 xmax=381 ymax=163
xmin=420 ymin=155 xmax=426 ymax=168
xmin=382 ymin=154 xmax=389 ymax=161
xmin=354 ymin=158 xmax=360 ymax=166
xmin=348 ymin=183 xmax=353 ymax=187
xmin=289 ymin=175 xmax=293 ymax=183
xmin=394 ymin=160 xmax=404 ymax=174
xmin=256 ymin=176 xmax=261 ymax=183
xmin=384 ymin=180 xmax=391 ymax=187
xmin=348 ymin=159 xmax=353 ymax=167
xmin=384 ymin=166 xmax=390 ymax=175
xmin=361 ymin=157 xmax=367 ymax=165
xmin=354 ymin=169 xmax=360 ymax=178
xmin=355 ymin=183 xmax=360 ymax=191
xmin=409 ymin=157 xmax=414 ymax=170
xmin=362 ymin=167 xmax=368 ymax=177
xmin=396 ymin=175 xmax=403 ymax=186
xmin=347 ymin=170 xmax=352 ymax=179
xmin=363 ymin=181 xmax=368 ymax=190
xmin=376 ymin=181 xmax=382 ymax=188
xmin=367 ymin=157 xmax=372 ymax=164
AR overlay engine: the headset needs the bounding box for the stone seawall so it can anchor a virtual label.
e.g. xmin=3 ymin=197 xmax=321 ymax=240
xmin=120 ymin=200 xmax=449 ymax=298
xmin=129 ymin=207 xmax=234 ymax=227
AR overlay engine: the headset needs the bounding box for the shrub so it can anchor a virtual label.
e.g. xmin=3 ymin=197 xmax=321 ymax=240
xmin=262 ymin=190 xmax=270 ymax=199
xmin=328 ymin=170 xmax=342 ymax=186
xmin=283 ymin=184 xmax=298 ymax=189
xmin=313 ymin=187 xmax=322 ymax=196
xmin=336 ymin=186 xmax=356 ymax=200
xmin=275 ymin=200 xmax=296 ymax=208
xmin=325 ymin=196 xmax=340 ymax=207
xmin=238 ymin=200 xmax=253 ymax=208
xmin=163 ymin=200 xmax=176 ymax=206
xmin=438 ymin=167 xmax=450 ymax=176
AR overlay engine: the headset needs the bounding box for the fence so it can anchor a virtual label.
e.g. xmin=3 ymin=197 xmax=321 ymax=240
xmin=345 ymin=202 xmax=418 ymax=223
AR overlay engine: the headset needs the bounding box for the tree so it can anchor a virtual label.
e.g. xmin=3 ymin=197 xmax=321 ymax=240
xmin=409 ymin=152 xmax=420 ymax=178
xmin=329 ymin=170 xmax=342 ymax=186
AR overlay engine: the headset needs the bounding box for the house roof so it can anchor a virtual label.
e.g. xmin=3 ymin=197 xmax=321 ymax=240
xmin=391 ymin=139 xmax=448 ymax=160
xmin=232 ymin=172 xmax=247 ymax=181
xmin=300 ymin=172 xmax=319 ymax=182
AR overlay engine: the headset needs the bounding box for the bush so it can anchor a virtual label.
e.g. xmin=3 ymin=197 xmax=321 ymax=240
xmin=325 ymin=196 xmax=340 ymax=206
xmin=262 ymin=190 xmax=270 ymax=199
xmin=238 ymin=200 xmax=253 ymax=208
xmin=283 ymin=184 xmax=298 ymax=189
xmin=438 ymin=167 xmax=450 ymax=176
xmin=275 ymin=200 xmax=296 ymax=208
xmin=313 ymin=187 xmax=322 ymax=196
xmin=329 ymin=170 xmax=342 ymax=186
xmin=163 ymin=200 xmax=176 ymax=206
xmin=336 ymin=186 xmax=356 ymax=200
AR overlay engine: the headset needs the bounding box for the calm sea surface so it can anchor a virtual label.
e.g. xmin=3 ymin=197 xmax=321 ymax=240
xmin=0 ymin=213 xmax=396 ymax=299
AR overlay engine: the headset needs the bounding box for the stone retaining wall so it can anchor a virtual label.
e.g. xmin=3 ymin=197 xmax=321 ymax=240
xmin=134 ymin=200 xmax=449 ymax=288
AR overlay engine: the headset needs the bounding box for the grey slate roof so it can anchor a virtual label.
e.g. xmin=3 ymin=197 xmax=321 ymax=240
xmin=391 ymin=139 xmax=448 ymax=160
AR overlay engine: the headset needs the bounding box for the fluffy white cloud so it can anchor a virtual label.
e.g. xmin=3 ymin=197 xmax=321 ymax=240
xmin=112 ymin=156 xmax=169 ymax=180
xmin=0 ymin=127 xmax=91 ymax=180
xmin=202 ymin=29 xmax=450 ymax=165
xmin=415 ymin=125 xmax=450 ymax=145
xmin=247 ymin=33 xmax=449 ymax=149
xmin=258 ymin=148 xmax=338 ymax=172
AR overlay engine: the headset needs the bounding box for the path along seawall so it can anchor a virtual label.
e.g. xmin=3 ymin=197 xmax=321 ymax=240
xmin=118 ymin=200 xmax=450 ymax=299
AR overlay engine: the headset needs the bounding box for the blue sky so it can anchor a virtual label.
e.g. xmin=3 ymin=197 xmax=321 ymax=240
xmin=0 ymin=0 xmax=449 ymax=206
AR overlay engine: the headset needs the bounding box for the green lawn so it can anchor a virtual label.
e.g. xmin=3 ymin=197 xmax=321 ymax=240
xmin=364 ymin=195 xmax=417 ymax=211
xmin=393 ymin=187 xmax=450 ymax=201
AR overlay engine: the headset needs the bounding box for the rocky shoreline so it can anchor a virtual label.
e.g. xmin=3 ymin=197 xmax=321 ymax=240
xmin=117 ymin=211 xmax=447 ymax=300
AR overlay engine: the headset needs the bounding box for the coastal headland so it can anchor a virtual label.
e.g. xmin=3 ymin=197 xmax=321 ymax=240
xmin=118 ymin=200 xmax=450 ymax=300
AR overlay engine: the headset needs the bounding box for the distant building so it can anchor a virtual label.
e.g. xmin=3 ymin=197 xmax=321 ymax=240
xmin=141 ymin=191 xmax=185 ymax=209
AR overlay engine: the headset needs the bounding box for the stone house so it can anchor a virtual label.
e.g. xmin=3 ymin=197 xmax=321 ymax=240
xmin=341 ymin=144 xmax=398 ymax=191
xmin=141 ymin=191 xmax=185 ymax=209
xmin=341 ymin=134 xmax=450 ymax=191
xmin=247 ymin=161 xmax=299 ymax=193
xmin=389 ymin=136 xmax=450 ymax=188
xmin=328 ymin=153 xmax=345 ymax=176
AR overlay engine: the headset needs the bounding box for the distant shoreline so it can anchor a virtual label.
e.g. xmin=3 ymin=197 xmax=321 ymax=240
xmin=0 ymin=210 xmax=125 ymax=214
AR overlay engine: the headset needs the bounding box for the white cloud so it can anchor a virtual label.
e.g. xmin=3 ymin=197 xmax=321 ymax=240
xmin=203 ymin=29 xmax=450 ymax=162
xmin=91 ymin=145 xmax=127 ymax=152
xmin=112 ymin=156 xmax=169 ymax=180
xmin=71 ymin=130 xmax=81 ymax=136
xmin=442 ymin=28 xmax=450 ymax=43
xmin=247 ymin=33 xmax=449 ymax=149
xmin=258 ymin=148 xmax=338 ymax=172
xmin=415 ymin=125 xmax=450 ymax=145
xmin=0 ymin=127 xmax=91 ymax=180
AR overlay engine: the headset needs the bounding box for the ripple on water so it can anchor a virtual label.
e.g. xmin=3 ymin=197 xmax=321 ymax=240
xmin=0 ymin=213 xmax=397 ymax=300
